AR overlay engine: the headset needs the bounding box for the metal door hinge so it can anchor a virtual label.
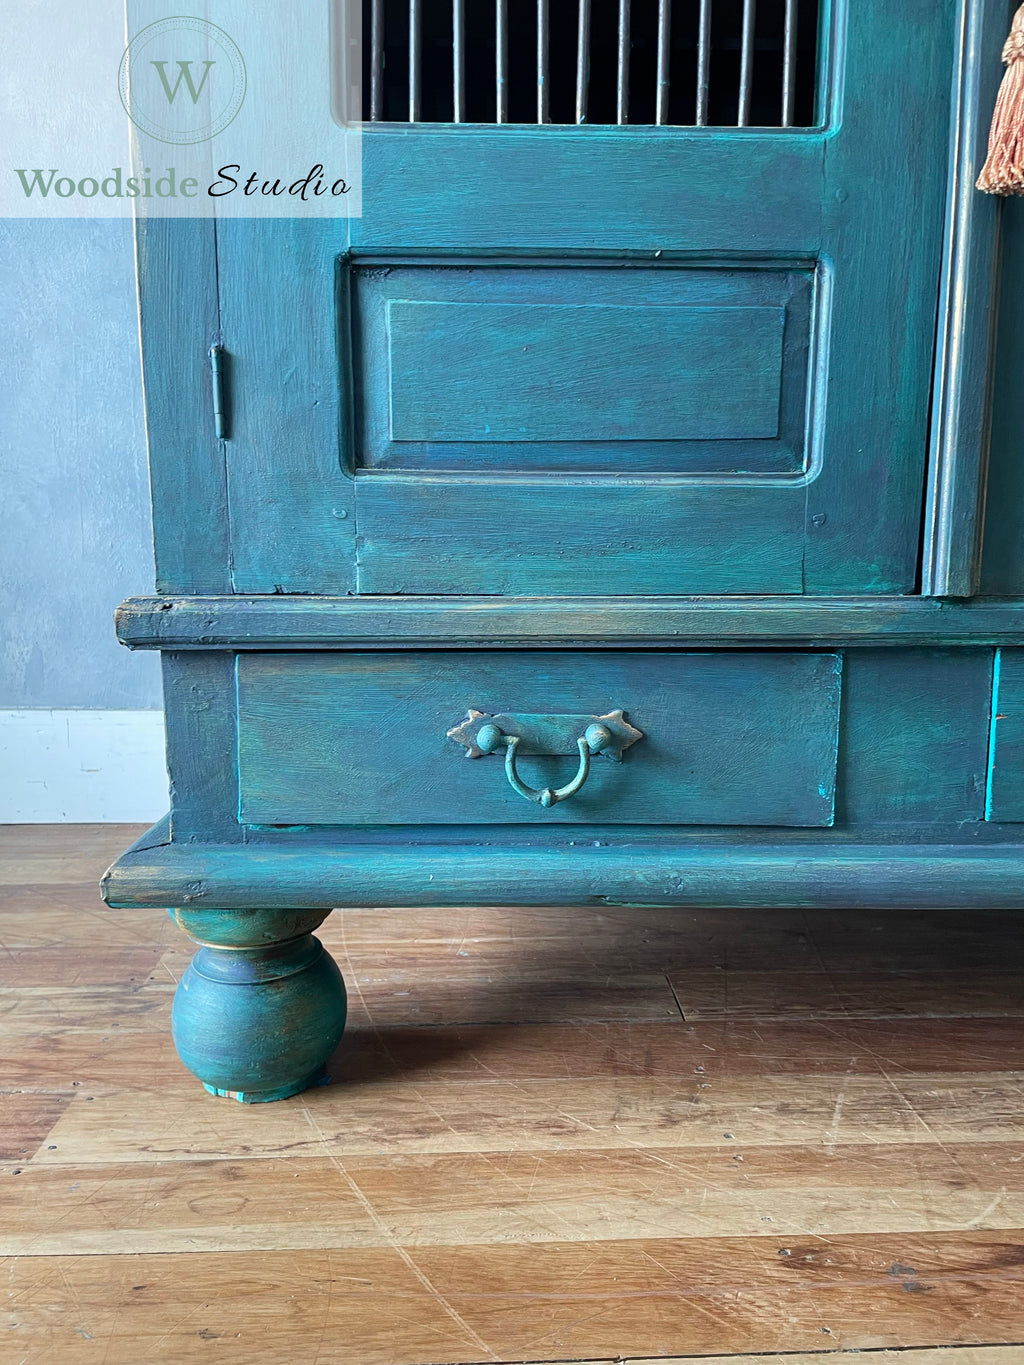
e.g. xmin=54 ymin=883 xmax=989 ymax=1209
xmin=209 ymin=344 xmax=229 ymax=440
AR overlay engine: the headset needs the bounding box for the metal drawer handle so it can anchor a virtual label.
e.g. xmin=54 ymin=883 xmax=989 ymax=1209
xmin=476 ymin=721 xmax=612 ymax=808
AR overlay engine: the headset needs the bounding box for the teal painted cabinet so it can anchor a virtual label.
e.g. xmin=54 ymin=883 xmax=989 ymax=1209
xmin=107 ymin=0 xmax=1024 ymax=1102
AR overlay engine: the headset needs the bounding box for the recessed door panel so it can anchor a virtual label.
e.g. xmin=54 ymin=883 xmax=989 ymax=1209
xmin=353 ymin=262 xmax=811 ymax=475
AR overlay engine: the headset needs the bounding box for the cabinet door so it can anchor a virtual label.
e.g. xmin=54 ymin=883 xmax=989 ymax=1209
xmin=221 ymin=0 xmax=954 ymax=596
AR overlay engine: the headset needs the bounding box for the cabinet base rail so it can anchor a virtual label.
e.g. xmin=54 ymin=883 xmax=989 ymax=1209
xmin=104 ymin=819 xmax=1024 ymax=912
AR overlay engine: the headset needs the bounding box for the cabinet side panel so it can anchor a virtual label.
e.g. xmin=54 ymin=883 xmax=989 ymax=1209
xmin=163 ymin=652 xmax=241 ymax=843
xmin=137 ymin=218 xmax=230 ymax=595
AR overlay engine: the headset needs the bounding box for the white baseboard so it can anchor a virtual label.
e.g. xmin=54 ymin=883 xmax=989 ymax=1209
xmin=0 ymin=709 xmax=168 ymax=822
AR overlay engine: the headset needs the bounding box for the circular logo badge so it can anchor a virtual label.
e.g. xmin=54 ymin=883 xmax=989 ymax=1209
xmin=118 ymin=17 xmax=246 ymax=145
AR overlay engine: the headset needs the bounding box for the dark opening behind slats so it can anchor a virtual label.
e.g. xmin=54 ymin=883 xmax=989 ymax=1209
xmin=363 ymin=0 xmax=821 ymax=127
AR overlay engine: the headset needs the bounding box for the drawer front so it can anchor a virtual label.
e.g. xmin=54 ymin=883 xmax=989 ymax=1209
xmin=237 ymin=652 xmax=841 ymax=827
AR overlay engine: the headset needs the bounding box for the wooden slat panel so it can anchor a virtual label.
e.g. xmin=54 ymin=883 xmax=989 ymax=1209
xmin=8 ymin=1014 xmax=1024 ymax=1096
xmin=31 ymin=1071 xmax=1024 ymax=1165
xmin=7 ymin=1139 xmax=1024 ymax=1255
xmin=218 ymin=218 xmax=355 ymax=596
xmin=0 ymin=1093 xmax=71 ymax=1161
xmin=0 ymin=826 xmax=148 ymax=885
xmin=162 ymin=652 xmax=240 ymax=844
xmin=668 ymin=969 xmax=1024 ymax=1021
xmin=635 ymin=1353 xmax=1024 ymax=1364
xmin=135 ymin=217 xmax=230 ymax=595
xmin=0 ymin=984 xmax=172 ymax=1035
xmin=5 ymin=1234 xmax=1024 ymax=1364
xmin=803 ymin=0 xmax=953 ymax=594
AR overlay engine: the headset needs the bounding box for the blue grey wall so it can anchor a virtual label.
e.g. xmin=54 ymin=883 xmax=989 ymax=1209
xmin=1 ymin=219 xmax=161 ymax=709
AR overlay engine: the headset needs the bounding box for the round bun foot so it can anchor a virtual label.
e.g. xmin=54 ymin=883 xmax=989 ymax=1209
xmin=201 ymin=1071 xmax=326 ymax=1104
xmin=171 ymin=924 xmax=347 ymax=1102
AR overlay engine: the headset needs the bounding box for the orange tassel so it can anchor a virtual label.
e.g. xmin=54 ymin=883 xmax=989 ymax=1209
xmin=978 ymin=3 xmax=1024 ymax=194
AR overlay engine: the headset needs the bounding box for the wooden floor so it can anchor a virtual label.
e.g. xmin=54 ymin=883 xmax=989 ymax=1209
xmin=3 ymin=829 xmax=1024 ymax=1365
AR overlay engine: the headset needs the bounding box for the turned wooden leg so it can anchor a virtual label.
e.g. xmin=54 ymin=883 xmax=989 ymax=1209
xmin=169 ymin=908 xmax=347 ymax=1103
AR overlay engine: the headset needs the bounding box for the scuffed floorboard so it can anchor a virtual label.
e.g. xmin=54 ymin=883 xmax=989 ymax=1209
xmin=2 ymin=826 xmax=1024 ymax=1364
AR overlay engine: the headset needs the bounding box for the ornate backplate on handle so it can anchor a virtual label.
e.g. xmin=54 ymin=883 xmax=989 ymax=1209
xmin=447 ymin=710 xmax=644 ymax=762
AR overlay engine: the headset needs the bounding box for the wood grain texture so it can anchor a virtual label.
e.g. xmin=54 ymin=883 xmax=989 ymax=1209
xmin=115 ymin=595 xmax=1024 ymax=651
xmin=355 ymin=262 xmax=809 ymax=475
xmin=355 ymin=477 xmax=809 ymax=595
xmin=217 ymin=218 xmax=354 ymax=597
xmin=633 ymin=1354 xmax=1024 ymax=1365
xmin=104 ymin=834 xmax=1024 ymax=911
xmin=387 ymin=299 xmax=785 ymax=442
xmin=161 ymin=653 xmax=241 ymax=844
xmin=837 ymin=649 xmax=992 ymax=826
xmin=236 ymin=650 xmax=842 ymax=827
xmin=5 ymin=828 xmax=1024 ymax=1361
xmin=0 ymin=825 xmax=149 ymax=885
xmin=207 ymin=3 xmax=954 ymax=596
xmin=135 ymin=217 xmax=230 ymax=596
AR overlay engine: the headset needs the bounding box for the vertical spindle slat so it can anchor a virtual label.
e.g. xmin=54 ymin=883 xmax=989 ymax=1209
xmin=370 ymin=0 xmax=384 ymax=120
xmin=409 ymin=0 xmax=421 ymax=121
xmin=695 ymin=0 xmax=711 ymax=125
xmin=781 ymin=0 xmax=797 ymax=126
xmin=655 ymin=0 xmax=671 ymax=125
xmin=453 ymin=0 xmax=465 ymax=121
xmin=366 ymin=0 xmax=814 ymax=130
xmin=537 ymin=0 xmax=549 ymax=122
xmin=496 ymin=0 xmax=509 ymax=122
xmin=616 ymin=0 xmax=630 ymax=125
xmin=738 ymin=0 xmax=755 ymax=126
xmin=576 ymin=0 xmax=591 ymax=124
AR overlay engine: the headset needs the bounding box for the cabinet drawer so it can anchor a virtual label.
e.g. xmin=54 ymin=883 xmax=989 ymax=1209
xmin=237 ymin=652 xmax=841 ymax=827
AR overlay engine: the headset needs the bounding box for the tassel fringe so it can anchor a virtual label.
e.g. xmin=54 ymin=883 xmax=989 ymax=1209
xmin=978 ymin=4 xmax=1024 ymax=195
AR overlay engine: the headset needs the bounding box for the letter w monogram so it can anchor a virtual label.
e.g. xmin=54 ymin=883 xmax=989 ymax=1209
xmin=151 ymin=60 xmax=215 ymax=104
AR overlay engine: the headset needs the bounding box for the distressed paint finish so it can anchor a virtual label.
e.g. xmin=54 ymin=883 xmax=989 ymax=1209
xmin=136 ymin=217 xmax=230 ymax=597
xmin=353 ymin=262 xmax=811 ymax=475
xmin=118 ymin=595 xmax=1024 ymax=651
xmin=170 ymin=907 xmax=347 ymax=1104
xmin=215 ymin=0 xmax=954 ymax=597
xmin=388 ymin=301 xmax=784 ymax=442
xmin=235 ymin=651 xmax=842 ymax=827
xmin=109 ymin=1 xmax=1020 ymax=1102
xmin=105 ymin=830 xmax=1024 ymax=912
xmin=837 ymin=650 xmax=993 ymax=826
xmin=986 ymin=648 xmax=1024 ymax=821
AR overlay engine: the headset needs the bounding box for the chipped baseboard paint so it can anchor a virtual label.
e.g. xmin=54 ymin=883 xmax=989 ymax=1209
xmin=0 ymin=710 xmax=167 ymax=822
